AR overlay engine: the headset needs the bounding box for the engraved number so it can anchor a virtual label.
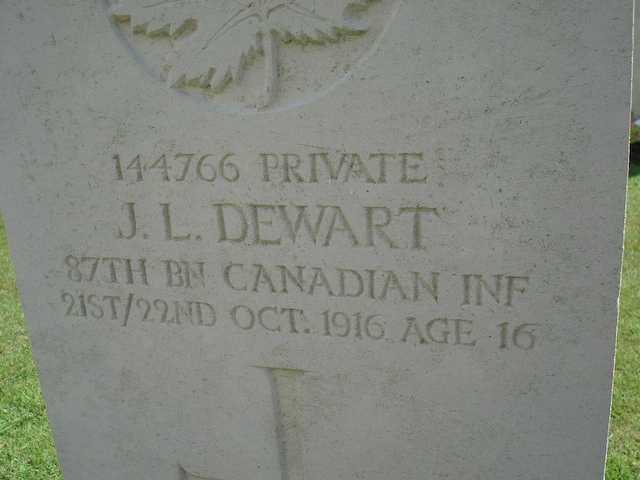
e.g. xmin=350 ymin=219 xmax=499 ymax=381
xmin=62 ymin=292 xmax=76 ymax=316
xmin=113 ymin=154 xmax=124 ymax=180
xmin=113 ymin=152 xmax=240 ymax=183
xmin=219 ymin=154 xmax=240 ymax=182
xmin=154 ymin=299 xmax=169 ymax=322
xmin=498 ymin=322 xmax=538 ymax=350
xmin=126 ymin=155 xmax=144 ymax=181
xmin=137 ymin=297 xmax=152 ymax=321
xmin=149 ymin=154 xmax=170 ymax=181
xmin=196 ymin=153 xmax=239 ymax=182
xmin=61 ymin=292 xmax=87 ymax=317
xmin=175 ymin=153 xmax=195 ymax=181
xmin=322 ymin=310 xmax=385 ymax=340
xmin=65 ymin=255 xmax=82 ymax=281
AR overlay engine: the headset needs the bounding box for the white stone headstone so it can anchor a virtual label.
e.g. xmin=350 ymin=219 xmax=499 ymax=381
xmin=0 ymin=1 xmax=632 ymax=479
xmin=633 ymin=0 xmax=640 ymax=117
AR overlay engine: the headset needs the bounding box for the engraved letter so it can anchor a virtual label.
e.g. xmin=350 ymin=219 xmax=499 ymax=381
xmin=261 ymin=153 xmax=280 ymax=182
xmin=283 ymin=154 xmax=305 ymax=183
xmin=323 ymin=206 xmax=360 ymax=246
xmin=453 ymin=319 xmax=477 ymax=346
xmin=426 ymin=318 xmax=450 ymax=344
xmin=123 ymin=258 xmax=149 ymax=285
xmin=365 ymin=207 xmax=397 ymax=248
xmin=250 ymin=204 xmax=282 ymax=246
xmin=279 ymin=206 xmax=327 ymax=244
xmin=412 ymin=271 xmax=439 ymax=302
xmin=401 ymin=317 xmax=426 ymax=343
xmin=399 ymin=206 xmax=440 ymax=250
xmin=258 ymin=306 xmax=281 ymax=332
xmin=461 ymin=274 xmax=503 ymax=306
xmin=337 ymin=268 xmax=364 ymax=298
xmin=212 ymin=203 xmax=248 ymax=243
xmin=400 ymin=153 xmax=428 ymax=183
xmin=117 ymin=202 xmax=138 ymax=239
xmin=224 ymin=263 xmax=247 ymax=291
xmin=162 ymin=203 xmax=192 ymax=241
xmin=506 ymin=276 xmax=529 ymax=306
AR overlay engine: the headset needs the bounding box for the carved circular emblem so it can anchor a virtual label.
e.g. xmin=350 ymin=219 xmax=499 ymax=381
xmin=105 ymin=0 xmax=399 ymax=112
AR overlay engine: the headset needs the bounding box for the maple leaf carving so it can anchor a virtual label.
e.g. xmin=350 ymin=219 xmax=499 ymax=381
xmin=110 ymin=0 xmax=380 ymax=108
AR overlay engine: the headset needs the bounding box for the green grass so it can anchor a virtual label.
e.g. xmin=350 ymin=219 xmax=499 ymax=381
xmin=0 ymin=221 xmax=63 ymax=480
xmin=0 ymin=178 xmax=640 ymax=478
xmin=607 ymin=172 xmax=640 ymax=480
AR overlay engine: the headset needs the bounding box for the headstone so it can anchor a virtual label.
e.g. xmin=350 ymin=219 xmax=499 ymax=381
xmin=634 ymin=0 xmax=640 ymax=117
xmin=0 ymin=1 xmax=632 ymax=479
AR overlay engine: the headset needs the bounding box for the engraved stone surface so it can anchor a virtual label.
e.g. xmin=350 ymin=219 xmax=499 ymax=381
xmin=0 ymin=1 xmax=632 ymax=479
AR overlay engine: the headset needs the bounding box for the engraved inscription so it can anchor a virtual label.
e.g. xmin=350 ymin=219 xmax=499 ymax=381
xmin=56 ymin=143 xmax=543 ymax=355
xmin=60 ymin=290 xmax=217 ymax=327
xmin=260 ymin=151 xmax=429 ymax=184
xmin=113 ymin=153 xmax=240 ymax=184
xmin=115 ymin=201 xmax=441 ymax=249
xmin=65 ymin=255 xmax=149 ymax=285
xmin=59 ymin=287 xmax=538 ymax=351
xmin=224 ymin=263 xmax=439 ymax=302
xmin=112 ymin=150 xmax=429 ymax=185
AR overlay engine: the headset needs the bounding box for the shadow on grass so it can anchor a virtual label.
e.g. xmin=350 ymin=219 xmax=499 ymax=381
xmin=630 ymin=143 xmax=640 ymax=177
